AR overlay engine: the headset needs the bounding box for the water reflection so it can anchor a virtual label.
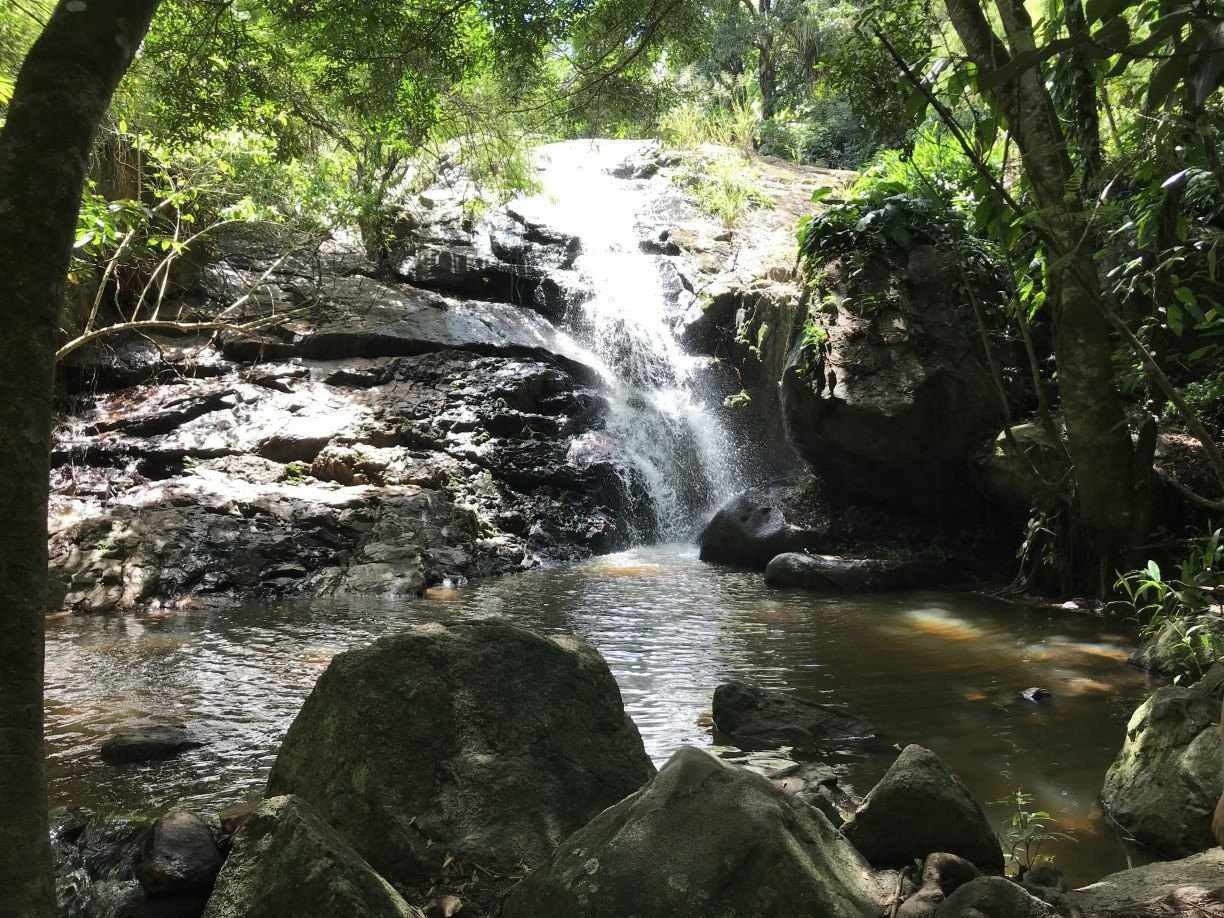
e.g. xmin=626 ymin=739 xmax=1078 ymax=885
xmin=45 ymin=543 xmax=1153 ymax=884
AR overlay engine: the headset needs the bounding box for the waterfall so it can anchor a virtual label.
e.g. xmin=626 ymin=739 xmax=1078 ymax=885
xmin=524 ymin=140 xmax=743 ymax=539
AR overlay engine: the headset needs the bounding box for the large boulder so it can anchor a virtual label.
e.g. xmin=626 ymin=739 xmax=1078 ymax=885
xmin=712 ymin=681 xmax=877 ymax=752
xmin=781 ymin=244 xmax=1002 ymax=513
xmin=202 ymin=795 xmax=413 ymax=918
xmin=1067 ymin=848 xmax=1224 ymax=917
xmin=1100 ymin=665 xmax=1224 ymax=856
xmin=698 ymin=493 xmax=818 ymax=569
xmin=499 ymin=745 xmax=884 ymax=918
xmin=764 ymin=552 xmax=941 ymax=592
xmin=265 ymin=619 xmax=655 ymax=884
xmin=842 ymin=744 xmax=1004 ymax=873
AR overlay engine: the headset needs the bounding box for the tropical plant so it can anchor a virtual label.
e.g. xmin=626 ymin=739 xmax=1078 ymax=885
xmin=991 ymin=789 xmax=1075 ymax=880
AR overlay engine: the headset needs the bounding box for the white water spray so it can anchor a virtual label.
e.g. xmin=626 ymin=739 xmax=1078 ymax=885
xmin=518 ymin=140 xmax=742 ymax=538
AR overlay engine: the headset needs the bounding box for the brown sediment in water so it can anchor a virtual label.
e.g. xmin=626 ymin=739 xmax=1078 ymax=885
xmin=591 ymin=562 xmax=664 ymax=578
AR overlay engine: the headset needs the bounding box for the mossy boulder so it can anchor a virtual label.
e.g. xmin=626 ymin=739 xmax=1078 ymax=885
xmin=266 ymin=619 xmax=655 ymax=884
xmin=500 ymin=745 xmax=884 ymax=918
xmin=202 ymin=796 xmax=412 ymax=918
xmin=1100 ymin=664 xmax=1224 ymax=856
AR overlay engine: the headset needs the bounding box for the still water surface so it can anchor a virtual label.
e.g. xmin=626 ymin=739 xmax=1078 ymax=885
xmin=45 ymin=544 xmax=1153 ymax=885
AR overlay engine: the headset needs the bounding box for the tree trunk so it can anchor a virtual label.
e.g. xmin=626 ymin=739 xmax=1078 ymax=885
xmin=0 ymin=2 xmax=160 ymax=914
xmin=944 ymin=0 xmax=1138 ymax=588
xmin=757 ymin=0 xmax=777 ymax=121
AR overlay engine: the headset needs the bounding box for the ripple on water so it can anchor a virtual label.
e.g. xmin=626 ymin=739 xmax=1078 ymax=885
xmin=44 ymin=543 xmax=1154 ymax=885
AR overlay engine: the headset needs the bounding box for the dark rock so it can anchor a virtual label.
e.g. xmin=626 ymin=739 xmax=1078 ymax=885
xmin=781 ymin=244 xmax=1003 ymax=513
xmin=933 ymin=877 xmax=1056 ymax=918
xmin=135 ymin=811 xmax=223 ymax=898
xmin=842 ymin=744 xmax=1004 ymax=873
xmin=1067 ymin=848 xmax=1224 ymax=917
xmin=1100 ymin=664 xmax=1223 ymax=856
xmin=712 ymin=681 xmax=876 ymax=752
xmin=923 ymin=853 xmax=983 ymax=895
xmin=100 ymin=725 xmax=203 ymax=765
xmin=764 ymin=551 xmax=942 ymax=592
xmin=201 ymin=796 xmax=413 ymax=918
xmin=1019 ymin=687 xmax=1051 ymax=703
xmin=698 ymin=493 xmax=819 ymax=569
xmin=266 ymin=619 xmax=655 ymax=884
xmin=499 ymin=745 xmax=884 ymax=918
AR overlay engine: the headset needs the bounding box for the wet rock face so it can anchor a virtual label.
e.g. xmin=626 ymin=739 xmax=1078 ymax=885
xmin=698 ymin=493 xmax=820 ymax=569
xmin=202 ymin=796 xmax=413 ymax=918
xmin=1100 ymin=664 xmax=1224 ymax=856
xmin=52 ymin=239 xmax=651 ymax=612
xmin=841 ymin=744 xmax=1004 ymax=874
xmin=763 ymin=551 xmax=947 ymax=592
xmin=265 ymin=619 xmax=656 ymax=885
xmin=1067 ymin=848 xmax=1224 ymax=917
xmin=500 ymin=745 xmax=884 ymax=918
xmin=780 ymin=246 xmax=1003 ymax=514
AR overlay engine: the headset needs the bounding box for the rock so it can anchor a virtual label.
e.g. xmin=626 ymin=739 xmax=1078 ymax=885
xmin=1067 ymin=848 xmax=1224 ymax=917
xmin=1100 ymin=665 xmax=1224 ymax=856
xmin=781 ymin=244 xmax=1002 ymax=513
xmin=265 ymin=619 xmax=655 ymax=884
xmin=201 ymin=795 xmax=412 ymax=918
xmin=712 ymin=681 xmax=876 ymax=751
xmin=1130 ymin=616 xmax=1224 ymax=683
xmin=698 ymin=493 xmax=818 ymax=569
xmin=100 ymin=725 xmax=203 ymax=765
xmin=1214 ymin=794 xmax=1224 ymax=848
xmin=974 ymin=423 xmax=1067 ymax=512
xmin=499 ymin=745 xmax=884 ymax=918
xmin=896 ymin=854 xmax=982 ymax=918
xmin=52 ymin=809 xmax=153 ymax=917
xmin=1019 ymin=687 xmax=1051 ymax=703
xmin=842 ymin=744 xmax=1004 ymax=873
xmin=135 ymin=810 xmax=223 ymax=898
xmin=763 ymin=551 xmax=941 ymax=592
xmin=933 ymin=877 xmax=1057 ymax=918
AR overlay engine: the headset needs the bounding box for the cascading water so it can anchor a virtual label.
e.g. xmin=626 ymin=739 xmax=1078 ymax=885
xmin=525 ymin=140 xmax=743 ymax=538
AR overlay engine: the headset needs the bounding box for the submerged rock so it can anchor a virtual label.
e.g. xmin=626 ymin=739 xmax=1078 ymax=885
xmin=712 ymin=681 xmax=876 ymax=752
xmin=763 ymin=551 xmax=940 ymax=592
xmin=698 ymin=493 xmax=818 ymax=569
xmin=201 ymin=796 xmax=412 ymax=918
xmin=100 ymin=725 xmax=203 ymax=765
xmin=842 ymin=744 xmax=1004 ymax=873
xmin=499 ymin=745 xmax=884 ymax=918
xmin=266 ymin=619 xmax=655 ymax=884
xmin=1067 ymin=847 xmax=1224 ymax=917
xmin=1100 ymin=665 xmax=1223 ymax=856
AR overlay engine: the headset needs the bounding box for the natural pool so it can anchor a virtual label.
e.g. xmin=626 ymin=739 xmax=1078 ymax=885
xmin=45 ymin=543 xmax=1155 ymax=886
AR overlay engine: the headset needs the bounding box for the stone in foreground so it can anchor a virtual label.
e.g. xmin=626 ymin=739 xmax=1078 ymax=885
xmin=202 ymin=795 xmax=413 ymax=918
xmin=1100 ymin=665 xmax=1223 ymax=856
xmin=266 ymin=619 xmax=655 ymax=884
xmin=842 ymin=744 xmax=1004 ymax=873
xmin=712 ymin=681 xmax=876 ymax=752
xmin=100 ymin=724 xmax=203 ymax=765
xmin=500 ymin=745 xmax=883 ymax=918
xmin=135 ymin=810 xmax=223 ymax=898
xmin=933 ymin=877 xmax=1056 ymax=918
xmin=1067 ymin=847 xmax=1224 ymax=917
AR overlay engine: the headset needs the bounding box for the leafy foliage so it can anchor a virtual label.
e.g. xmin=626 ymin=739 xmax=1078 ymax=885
xmin=991 ymin=789 xmax=1075 ymax=879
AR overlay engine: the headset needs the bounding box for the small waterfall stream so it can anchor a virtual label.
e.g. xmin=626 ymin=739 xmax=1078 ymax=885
xmin=525 ymin=141 xmax=742 ymax=538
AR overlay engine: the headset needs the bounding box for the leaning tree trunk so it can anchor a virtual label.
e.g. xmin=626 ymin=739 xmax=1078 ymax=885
xmin=944 ymin=0 xmax=1139 ymax=589
xmin=0 ymin=2 xmax=160 ymax=914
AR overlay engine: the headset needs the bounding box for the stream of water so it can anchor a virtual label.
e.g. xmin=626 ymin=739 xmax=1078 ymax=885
xmin=45 ymin=544 xmax=1152 ymax=886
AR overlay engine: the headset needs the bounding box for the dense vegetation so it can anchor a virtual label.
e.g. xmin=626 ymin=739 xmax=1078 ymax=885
xmin=4 ymin=0 xmax=1224 ymax=914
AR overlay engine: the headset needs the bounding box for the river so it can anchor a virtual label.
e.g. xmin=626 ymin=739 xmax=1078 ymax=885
xmin=45 ymin=542 xmax=1152 ymax=886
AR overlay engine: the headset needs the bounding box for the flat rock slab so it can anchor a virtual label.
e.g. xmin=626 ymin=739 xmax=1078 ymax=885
xmin=764 ymin=551 xmax=941 ymax=592
xmin=100 ymin=725 xmax=203 ymax=765
xmin=1069 ymin=848 xmax=1224 ymax=917
xmin=712 ymin=681 xmax=877 ymax=752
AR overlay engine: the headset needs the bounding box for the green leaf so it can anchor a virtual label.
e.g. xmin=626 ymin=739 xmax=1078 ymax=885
xmin=1085 ymin=0 xmax=1140 ymax=24
xmin=1147 ymin=56 xmax=1188 ymax=111
xmin=1148 ymin=560 xmax=1163 ymax=582
xmin=810 ymin=186 xmax=833 ymax=203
